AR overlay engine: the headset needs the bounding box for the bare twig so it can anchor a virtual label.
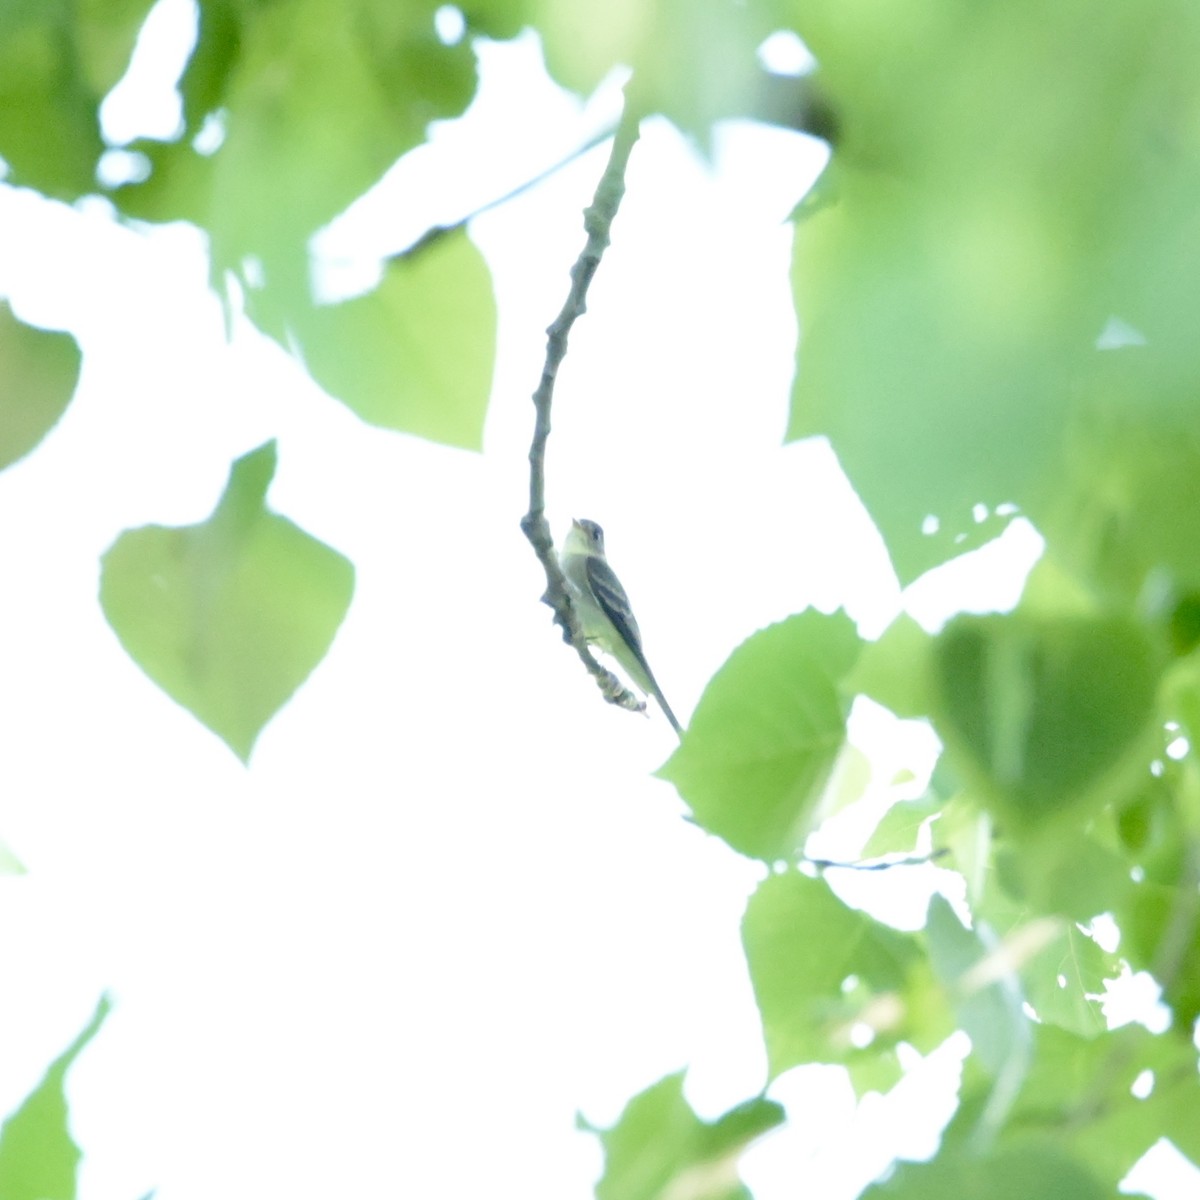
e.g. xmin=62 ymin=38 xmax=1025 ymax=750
xmin=804 ymin=848 xmax=950 ymax=873
xmin=391 ymin=126 xmax=617 ymax=263
xmin=520 ymin=92 xmax=644 ymax=716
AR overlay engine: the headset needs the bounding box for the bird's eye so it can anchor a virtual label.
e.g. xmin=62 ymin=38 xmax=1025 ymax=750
xmin=591 ymin=525 xmax=604 ymax=543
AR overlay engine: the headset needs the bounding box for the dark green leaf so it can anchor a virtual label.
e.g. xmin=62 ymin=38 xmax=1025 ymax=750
xmin=931 ymin=613 xmax=1160 ymax=830
xmin=0 ymin=7 xmax=103 ymax=197
xmin=99 ymin=442 xmax=355 ymax=760
xmin=1119 ymin=872 xmax=1200 ymax=1034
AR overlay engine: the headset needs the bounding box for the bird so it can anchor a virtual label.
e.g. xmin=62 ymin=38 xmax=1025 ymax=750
xmin=559 ymin=517 xmax=683 ymax=736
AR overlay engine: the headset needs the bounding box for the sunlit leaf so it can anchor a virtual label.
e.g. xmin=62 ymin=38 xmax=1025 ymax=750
xmin=0 ymin=995 xmax=110 ymax=1200
xmin=659 ymin=611 xmax=860 ymax=861
xmin=99 ymin=442 xmax=355 ymax=760
xmin=861 ymin=793 xmax=940 ymax=858
xmin=587 ymin=1072 xmax=783 ymax=1200
xmin=845 ymin=613 xmax=935 ymax=721
xmin=742 ymin=871 xmax=935 ymax=1081
xmin=294 ymin=232 xmax=495 ymax=450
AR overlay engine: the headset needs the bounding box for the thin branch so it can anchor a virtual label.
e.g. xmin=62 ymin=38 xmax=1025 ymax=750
xmin=803 ymin=848 xmax=950 ymax=873
xmin=392 ymin=126 xmax=617 ymax=262
xmin=520 ymin=92 xmax=645 ymax=716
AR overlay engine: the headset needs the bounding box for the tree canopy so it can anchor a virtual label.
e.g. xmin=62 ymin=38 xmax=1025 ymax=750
xmin=1 ymin=1 xmax=1199 ymax=1198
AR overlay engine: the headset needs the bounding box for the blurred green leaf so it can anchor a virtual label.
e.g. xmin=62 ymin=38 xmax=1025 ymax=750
xmin=931 ymin=613 xmax=1160 ymax=830
xmin=588 ymin=1072 xmax=783 ymax=1200
xmin=0 ymin=305 xmax=81 ymax=471
xmin=845 ymin=613 xmax=934 ymax=720
xmin=99 ymin=442 xmax=355 ymax=761
xmin=76 ymin=0 xmax=159 ymax=94
xmin=659 ymin=611 xmax=860 ymax=861
xmin=742 ymin=871 xmax=938 ymax=1081
xmin=861 ymin=793 xmax=940 ymax=859
xmin=925 ymin=896 xmax=1030 ymax=1084
xmin=992 ymin=835 xmax=1134 ymax=925
xmin=782 ymin=0 xmax=1200 ymax=585
xmin=533 ymin=0 xmax=770 ymax=145
xmin=0 ymin=995 xmax=110 ymax=1200
xmin=861 ymin=1141 xmax=1111 ymax=1200
xmin=0 ymin=9 xmax=101 ymax=197
xmin=294 ymin=232 xmax=495 ymax=450
xmin=1034 ymin=357 xmax=1200 ymax=609
xmin=949 ymin=1024 xmax=1200 ymax=1190
xmin=976 ymin=882 xmax=1114 ymax=1039
xmin=113 ymin=0 xmax=476 ymax=340
xmin=1118 ymin=868 xmax=1200 ymax=1034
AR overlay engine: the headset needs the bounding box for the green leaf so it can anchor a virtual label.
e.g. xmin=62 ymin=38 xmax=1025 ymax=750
xmin=588 ymin=1073 xmax=783 ymax=1200
xmin=1119 ymin=871 xmax=1200 ymax=1034
xmin=293 ymin=232 xmax=496 ymax=450
xmin=978 ymin=896 xmax=1114 ymax=1039
xmin=992 ymin=835 xmax=1134 ymax=924
xmin=76 ymin=0 xmax=159 ymax=95
xmin=99 ymin=442 xmax=355 ymax=761
xmin=782 ymin=0 xmax=1200 ymax=585
xmin=862 ymin=1142 xmax=1112 ymax=1200
xmin=931 ymin=613 xmax=1160 ymax=830
xmin=0 ymin=305 xmax=81 ymax=471
xmin=742 ymin=871 xmax=935 ymax=1082
xmin=861 ymin=793 xmax=941 ymax=858
xmin=0 ymin=995 xmax=111 ymax=1200
xmin=844 ymin=613 xmax=935 ymax=720
xmin=925 ymin=895 xmax=1031 ymax=1084
xmin=1023 ymin=933 xmax=1112 ymax=1040
xmin=113 ymin=0 xmax=477 ymax=341
xmin=0 ymin=7 xmax=103 ymax=198
xmin=533 ymin=0 xmax=770 ymax=145
xmin=658 ymin=611 xmax=861 ymax=861
xmin=958 ymin=1023 xmax=1200 ymax=1189
xmin=928 ymin=795 xmax=992 ymax=908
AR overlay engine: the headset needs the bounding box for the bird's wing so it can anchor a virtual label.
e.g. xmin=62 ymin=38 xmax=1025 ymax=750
xmin=585 ymin=553 xmax=683 ymax=736
xmin=585 ymin=554 xmax=646 ymax=661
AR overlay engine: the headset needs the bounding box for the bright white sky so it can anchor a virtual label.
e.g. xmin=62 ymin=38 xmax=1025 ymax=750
xmin=0 ymin=2 xmax=1195 ymax=1199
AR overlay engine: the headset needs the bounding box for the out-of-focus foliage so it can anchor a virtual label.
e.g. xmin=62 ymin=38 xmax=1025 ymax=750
xmin=584 ymin=1072 xmax=783 ymax=1200
xmin=1 ymin=0 xmax=1198 ymax=1196
xmin=782 ymin=0 xmax=1200 ymax=587
xmin=294 ymin=231 xmax=495 ymax=450
xmin=0 ymin=304 xmax=81 ymax=469
xmin=660 ymin=611 xmax=860 ymax=861
xmin=100 ymin=441 xmax=354 ymax=760
xmin=0 ymin=996 xmax=110 ymax=1200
